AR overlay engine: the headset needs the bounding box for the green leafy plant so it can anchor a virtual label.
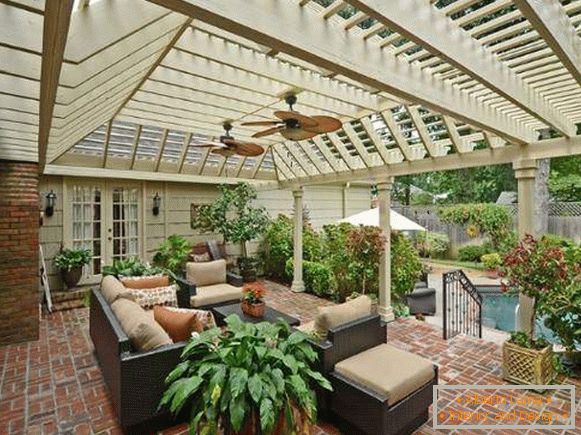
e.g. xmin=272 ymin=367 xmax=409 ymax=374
xmin=481 ymin=253 xmax=502 ymax=270
xmin=285 ymin=259 xmax=337 ymax=298
xmin=415 ymin=232 xmax=449 ymax=258
xmin=102 ymin=257 xmax=163 ymax=278
xmin=345 ymin=225 xmax=386 ymax=295
xmin=192 ymin=183 xmax=270 ymax=261
xmin=438 ymin=204 xmax=511 ymax=250
xmin=508 ymin=331 xmax=549 ymax=350
xmin=159 ymin=315 xmax=332 ymax=434
xmin=321 ymin=223 xmax=354 ymax=300
xmin=458 ymin=244 xmax=489 ymax=262
xmin=54 ymin=248 xmax=91 ymax=271
xmin=153 ymin=235 xmax=191 ymax=276
xmin=391 ymin=232 xmax=423 ymax=304
xmin=260 ymin=215 xmax=294 ymax=280
xmin=242 ymin=285 xmax=266 ymax=304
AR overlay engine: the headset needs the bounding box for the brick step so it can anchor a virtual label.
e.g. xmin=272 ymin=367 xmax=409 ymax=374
xmin=50 ymin=288 xmax=91 ymax=312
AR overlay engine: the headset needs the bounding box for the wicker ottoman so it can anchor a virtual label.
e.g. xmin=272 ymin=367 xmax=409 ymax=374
xmin=330 ymin=343 xmax=437 ymax=435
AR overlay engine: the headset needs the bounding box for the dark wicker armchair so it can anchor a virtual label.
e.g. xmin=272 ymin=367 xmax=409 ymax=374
xmin=308 ymin=315 xmax=438 ymax=435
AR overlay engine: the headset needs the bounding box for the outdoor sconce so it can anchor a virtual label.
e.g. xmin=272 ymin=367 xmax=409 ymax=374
xmin=153 ymin=192 xmax=161 ymax=216
xmin=45 ymin=190 xmax=57 ymax=217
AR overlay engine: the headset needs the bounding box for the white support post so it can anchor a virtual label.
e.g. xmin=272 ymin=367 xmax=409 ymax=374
xmin=291 ymin=187 xmax=305 ymax=293
xmin=377 ymin=179 xmax=394 ymax=322
xmin=513 ymin=159 xmax=538 ymax=334
xmin=342 ymin=182 xmax=350 ymax=218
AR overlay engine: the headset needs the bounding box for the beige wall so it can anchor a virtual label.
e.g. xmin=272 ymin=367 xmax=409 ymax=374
xmin=39 ymin=176 xmax=370 ymax=290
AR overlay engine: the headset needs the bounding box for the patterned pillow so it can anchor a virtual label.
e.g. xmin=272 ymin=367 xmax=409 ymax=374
xmin=189 ymin=252 xmax=211 ymax=263
xmin=131 ymin=285 xmax=178 ymax=310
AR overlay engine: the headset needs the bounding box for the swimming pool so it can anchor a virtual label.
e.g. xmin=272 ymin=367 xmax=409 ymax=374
xmin=477 ymin=285 xmax=558 ymax=342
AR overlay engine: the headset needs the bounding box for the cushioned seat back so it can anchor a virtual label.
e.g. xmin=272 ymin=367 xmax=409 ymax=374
xmin=186 ymin=259 xmax=227 ymax=287
xmin=314 ymin=295 xmax=372 ymax=338
xmin=101 ymin=275 xmax=136 ymax=305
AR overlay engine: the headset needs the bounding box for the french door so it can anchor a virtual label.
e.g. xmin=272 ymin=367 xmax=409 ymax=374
xmin=66 ymin=180 xmax=141 ymax=284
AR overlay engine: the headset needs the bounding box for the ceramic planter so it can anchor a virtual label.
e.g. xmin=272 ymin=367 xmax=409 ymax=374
xmin=241 ymin=300 xmax=265 ymax=318
xmin=62 ymin=267 xmax=83 ymax=289
xmin=502 ymin=340 xmax=554 ymax=385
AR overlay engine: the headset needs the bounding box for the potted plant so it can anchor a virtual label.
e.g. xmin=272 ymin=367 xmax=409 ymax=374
xmin=481 ymin=253 xmax=502 ymax=279
xmin=192 ymin=183 xmax=270 ymax=283
xmin=238 ymin=256 xmax=258 ymax=283
xmin=499 ymin=235 xmax=574 ymax=385
xmin=153 ymin=234 xmax=191 ymax=278
xmin=241 ymin=285 xmax=266 ymax=318
xmin=102 ymin=257 xmax=163 ymax=278
xmin=54 ymin=248 xmax=91 ymax=288
xmin=159 ymin=315 xmax=332 ymax=434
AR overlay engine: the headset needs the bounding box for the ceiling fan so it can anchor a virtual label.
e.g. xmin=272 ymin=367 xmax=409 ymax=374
xmin=192 ymin=122 xmax=264 ymax=157
xmin=241 ymin=94 xmax=342 ymax=141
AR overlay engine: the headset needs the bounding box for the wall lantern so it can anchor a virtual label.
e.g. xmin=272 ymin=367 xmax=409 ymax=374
xmin=45 ymin=190 xmax=57 ymax=217
xmin=153 ymin=192 xmax=161 ymax=216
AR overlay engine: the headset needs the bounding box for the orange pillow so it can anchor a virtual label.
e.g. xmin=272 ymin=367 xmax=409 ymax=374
xmin=153 ymin=306 xmax=196 ymax=342
xmin=121 ymin=275 xmax=169 ymax=289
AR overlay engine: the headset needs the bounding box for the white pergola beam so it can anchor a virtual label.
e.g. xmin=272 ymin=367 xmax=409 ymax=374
xmin=281 ymin=136 xmax=581 ymax=187
xmin=345 ymin=0 xmax=575 ymax=137
xmin=145 ymin=0 xmax=535 ymax=144
xmin=514 ymin=0 xmax=581 ymax=87
xmin=38 ymin=0 xmax=74 ymax=170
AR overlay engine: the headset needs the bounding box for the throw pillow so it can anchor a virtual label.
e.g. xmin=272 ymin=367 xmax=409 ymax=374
xmin=153 ymin=307 xmax=216 ymax=342
xmin=101 ymin=275 xmax=136 ymax=305
xmin=131 ymin=285 xmax=178 ymax=310
xmin=314 ymin=295 xmax=372 ymax=338
xmin=189 ymin=252 xmax=211 ymax=263
xmin=121 ymin=275 xmax=169 ymax=289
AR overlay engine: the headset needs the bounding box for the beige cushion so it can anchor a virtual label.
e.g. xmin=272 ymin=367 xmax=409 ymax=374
xmin=186 ymin=259 xmax=227 ymax=287
xmin=296 ymin=320 xmax=315 ymax=334
xmin=334 ymin=344 xmax=435 ymax=406
xmin=111 ymin=298 xmax=172 ymax=351
xmin=314 ymin=295 xmax=372 ymax=338
xmin=190 ymin=283 xmax=242 ymax=307
xmin=121 ymin=275 xmax=169 ymax=289
xmin=101 ymin=275 xmax=136 ymax=305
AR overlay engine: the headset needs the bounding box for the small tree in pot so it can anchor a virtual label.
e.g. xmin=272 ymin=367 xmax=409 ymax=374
xmin=54 ymin=248 xmax=91 ymax=289
xmin=159 ymin=315 xmax=332 ymax=434
xmin=500 ymin=235 xmax=576 ymax=384
xmin=192 ymin=183 xmax=270 ymax=282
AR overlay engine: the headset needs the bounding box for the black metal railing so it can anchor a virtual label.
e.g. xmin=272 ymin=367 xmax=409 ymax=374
xmin=443 ymin=270 xmax=482 ymax=340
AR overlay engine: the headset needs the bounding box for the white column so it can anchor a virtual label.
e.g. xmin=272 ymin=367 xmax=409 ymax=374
xmin=513 ymin=159 xmax=538 ymax=334
xmin=291 ymin=187 xmax=305 ymax=293
xmin=341 ymin=182 xmax=350 ymax=218
xmin=377 ymin=179 xmax=394 ymax=322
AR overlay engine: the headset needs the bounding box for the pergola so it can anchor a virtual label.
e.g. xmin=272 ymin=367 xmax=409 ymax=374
xmin=2 ymin=0 xmax=581 ymax=325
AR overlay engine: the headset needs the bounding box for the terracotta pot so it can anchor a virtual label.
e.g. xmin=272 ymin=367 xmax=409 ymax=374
xmin=241 ymin=300 xmax=265 ymax=318
xmin=62 ymin=267 xmax=83 ymax=289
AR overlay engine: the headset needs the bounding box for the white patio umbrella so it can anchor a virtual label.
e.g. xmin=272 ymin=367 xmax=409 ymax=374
xmin=339 ymin=208 xmax=426 ymax=232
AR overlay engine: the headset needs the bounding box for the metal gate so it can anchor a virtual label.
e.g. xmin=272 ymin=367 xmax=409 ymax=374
xmin=443 ymin=270 xmax=482 ymax=340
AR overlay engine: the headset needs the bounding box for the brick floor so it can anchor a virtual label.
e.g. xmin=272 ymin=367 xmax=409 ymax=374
xmin=0 ymin=281 xmax=579 ymax=434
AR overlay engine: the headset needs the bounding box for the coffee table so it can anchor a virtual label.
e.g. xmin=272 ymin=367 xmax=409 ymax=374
xmin=211 ymin=303 xmax=300 ymax=327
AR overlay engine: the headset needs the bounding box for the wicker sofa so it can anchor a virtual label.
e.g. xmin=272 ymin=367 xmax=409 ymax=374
xmin=89 ymin=278 xmax=191 ymax=431
xmin=175 ymin=259 xmax=243 ymax=309
xmin=304 ymin=303 xmax=438 ymax=435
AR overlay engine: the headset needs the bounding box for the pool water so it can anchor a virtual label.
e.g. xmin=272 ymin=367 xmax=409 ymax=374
xmin=478 ymin=287 xmax=558 ymax=342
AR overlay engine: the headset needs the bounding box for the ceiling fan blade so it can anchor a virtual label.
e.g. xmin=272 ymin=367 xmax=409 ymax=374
xmin=191 ymin=143 xmax=222 ymax=148
xmin=241 ymin=120 xmax=282 ymax=126
xmin=303 ymin=116 xmax=343 ymax=134
xmin=223 ymin=139 xmax=264 ymax=157
xmin=252 ymin=125 xmax=286 ymax=138
xmin=274 ymin=110 xmax=319 ymax=128
xmin=281 ymin=129 xmax=318 ymax=141
xmin=211 ymin=147 xmax=236 ymax=157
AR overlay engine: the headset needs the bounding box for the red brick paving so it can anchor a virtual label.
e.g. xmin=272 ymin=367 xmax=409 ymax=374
xmin=0 ymin=281 xmax=579 ymax=434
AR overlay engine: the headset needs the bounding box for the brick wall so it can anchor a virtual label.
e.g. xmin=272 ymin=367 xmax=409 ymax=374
xmin=0 ymin=160 xmax=39 ymax=345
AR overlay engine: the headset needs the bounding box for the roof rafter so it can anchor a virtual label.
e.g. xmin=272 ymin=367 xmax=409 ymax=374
xmin=513 ymin=0 xmax=581 ymax=88
xmin=344 ymin=0 xmax=575 ymax=137
xmin=144 ymin=0 xmax=536 ymax=144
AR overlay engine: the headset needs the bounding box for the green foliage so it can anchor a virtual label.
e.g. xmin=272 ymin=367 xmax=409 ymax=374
xmin=549 ymin=174 xmax=581 ymax=202
xmin=159 ymin=315 xmax=331 ymax=434
xmin=480 ymin=253 xmax=502 ymax=270
xmin=458 ymin=245 xmax=489 ymax=262
xmin=508 ymin=331 xmax=549 ymax=350
xmin=391 ymin=233 xmax=423 ymax=304
xmin=321 ymin=223 xmax=354 ymax=299
xmin=415 ymin=232 xmax=449 ymax=258
xmin=438 ymin=203 xmax=512 ymax=250
xmin=285 ymin=259 xmax=337 ymax=298
xmin=260 ymin=215 xmax=293 ymax=280
xmin=153 ymin=235 xmax=191 ymax=276
xmin=102 ymin=257 xmax=163 ymax=278
xmin=54 ymin=248 xmax=91 ymax=271
xmin=410 ymin=192 xmax=434 ymax=206
xmin=345 ymin=226 xmax=386 ymax=295
xmin=191 ymin=183 xmax=270 ymax=258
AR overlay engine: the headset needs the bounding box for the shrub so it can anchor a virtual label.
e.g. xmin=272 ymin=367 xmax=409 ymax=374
xmin=480 ymin=253 xmax=502 ymax=270
xmin=415 ymin=232 xmax=449 ymax=258
xmin=285 ymin=259 xmax=337 ymax=298
xmin=321 ymin=223 xmax=354 ymax=300
xmin=102 ymin=257 xmax=163 ymax=278
xmin=438 ymin=203 xmax=511 ymax=250
xmin=391 ymin=232 xmax=423 ymax=304
xmin=260 ymin=215 xmax=293 ymax=280
xmin=458 ymin=244 xmax=489 ymax=262
xmin=153 ymin=234 xmax=191 ymax=276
